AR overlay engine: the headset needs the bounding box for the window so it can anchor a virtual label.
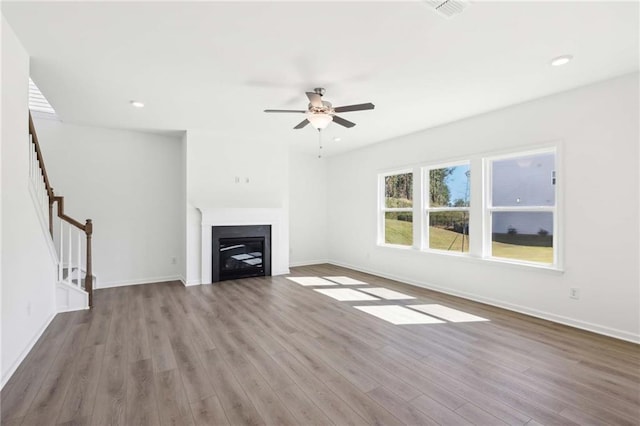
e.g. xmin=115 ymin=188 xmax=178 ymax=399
xmin=377 ymin=145 xmax=560 ymax=269
xmin=380 ymin=171 xmax=413 ymax=246
xmin=425 ymin=163 xmax=470 ymax=253
xmin=29 ymin=78 xmax=57 ymax=115
xmin=486 ymin=149 xmax=556 ymax=265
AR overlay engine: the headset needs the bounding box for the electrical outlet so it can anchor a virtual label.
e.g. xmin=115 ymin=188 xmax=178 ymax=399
xmin=171 ymin=257 xmax=177 ymax=265
xmin=569 ymin=288 xmax=580 ymax=299
xmin=27 ymin=302 xmax=32 ymax=316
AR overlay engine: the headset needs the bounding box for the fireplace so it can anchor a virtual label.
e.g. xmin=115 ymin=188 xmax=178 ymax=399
xmin=198 ymin=207 xmax=288 ymax=285
xmin=211 ymin=225 xmax=271 ymax=282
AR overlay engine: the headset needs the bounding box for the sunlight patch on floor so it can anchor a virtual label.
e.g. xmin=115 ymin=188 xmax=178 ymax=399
xmin=409 ymin=304 xmax=489 ymax=322
xmin=314 ymin=288 xmax=380 ymax=301
xmin=359 ymin=287 xmax=415 ymax=300
xmin=288 ymin=274 xmax=491 ymax=326
xmin=323 ymin=276 xmax=368 ymax=285
xmin=354 ymin=305 xmax=445 ymax=325
xmin=287 ymin=277 xmax=337 ymax=286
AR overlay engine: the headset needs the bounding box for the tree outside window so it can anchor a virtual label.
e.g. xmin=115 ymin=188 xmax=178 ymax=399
xmin=382 ymin=172 xmax=413 ymax=246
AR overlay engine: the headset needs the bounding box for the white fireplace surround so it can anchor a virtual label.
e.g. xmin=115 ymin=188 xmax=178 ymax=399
xmin=198 ymin=207 xmax=290 ymax=284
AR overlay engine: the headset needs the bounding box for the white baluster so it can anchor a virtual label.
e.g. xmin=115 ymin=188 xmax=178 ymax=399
xmin=29 ymin=135 xmax=35 ymax=180
xmin=59 ymin=221 xmax=64 ymax=282
xmin=77 ymin=229 xmax=82 ymax=288
xmin=67 ymin=223 xmax=72 ymax=283
xmin=34 ymin=147 xmax=38 ymax=184
xmin=29 ymin=137 xmax=33 ymax=181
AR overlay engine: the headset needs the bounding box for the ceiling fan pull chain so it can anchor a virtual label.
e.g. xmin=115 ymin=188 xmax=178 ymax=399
xmin=318 ymin=129 xmax=323 ymax=159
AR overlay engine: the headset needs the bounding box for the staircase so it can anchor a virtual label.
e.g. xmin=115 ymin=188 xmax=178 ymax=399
xmin=28 ymin=113 xmax=94 ymax=310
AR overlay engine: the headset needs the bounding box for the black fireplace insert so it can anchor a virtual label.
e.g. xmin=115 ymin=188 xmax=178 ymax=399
xmin=212 ymin=225 xmax=271 ymax=282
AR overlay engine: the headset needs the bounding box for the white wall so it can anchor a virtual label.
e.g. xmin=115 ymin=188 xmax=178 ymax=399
xmin=184 ymin=129 xmax=289 ymax=284
xmin=1 ymin=16 xmax=57 ymax=387
xmin=179 ymin=132 xmax=187 ymax=283
xmin=289 ymin=151 xmax=328 ymax=266
xmin=326 ymin=73 xmax=640 ymax=342
xmin=34 ymin=118 xmax=183 ymax=288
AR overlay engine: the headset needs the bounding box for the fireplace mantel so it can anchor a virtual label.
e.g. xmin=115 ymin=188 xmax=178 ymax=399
xmin=198 ymin=207 xmax=289 ymax=284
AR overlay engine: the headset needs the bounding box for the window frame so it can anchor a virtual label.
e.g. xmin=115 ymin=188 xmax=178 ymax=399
xmin=378 ymin=169 xmax=414 ymax=248
xmin=483 ymin=147 xmax=559 ymax=267
xmin=422 ymin=160 xmax=471 ymax=254
xmin=376 ymin=144 xmax=562 ymax=272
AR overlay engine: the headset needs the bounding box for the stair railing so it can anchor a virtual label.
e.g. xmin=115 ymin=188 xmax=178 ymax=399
xmin=28 ymin=113 xmax=94 ymax=307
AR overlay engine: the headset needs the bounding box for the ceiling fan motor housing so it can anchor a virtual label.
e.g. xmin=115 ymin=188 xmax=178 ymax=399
xmin=309 ymin=101 xmax=333 ymax=115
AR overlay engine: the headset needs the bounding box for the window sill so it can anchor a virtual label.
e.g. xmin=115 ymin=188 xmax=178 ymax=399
xmin=480 ymin=256 xmax=564 ymax=273
xmin=375 ymin=244 xmax=564 ymax=274
xmin=378 ymin=243 xmax=413 ymax=250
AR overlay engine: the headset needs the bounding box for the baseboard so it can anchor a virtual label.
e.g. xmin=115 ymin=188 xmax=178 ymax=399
xmin=57 ymin=306 xmax=90 ymax=313
xmin=97 ymin=275 xmax=182 ymax=289
xmin=174 ymin=274 xmax=202 ymax=287
xmin=272 ymin=268 xmax=290 ymax=276
xmin=1 ymin=312 xmax=56 ymax=390
xmin=327 ymin=259 xmax=640 ymax=344
xmin=289 ymin=259 xmax=329 ymax=268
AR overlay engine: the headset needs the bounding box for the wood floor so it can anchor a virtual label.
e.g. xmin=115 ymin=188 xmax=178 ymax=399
xmin=2 ymin=264 xmax=639 ymax=426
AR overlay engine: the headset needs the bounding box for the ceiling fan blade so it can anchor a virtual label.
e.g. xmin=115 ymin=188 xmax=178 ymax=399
xmin=306 ymin=92 xmax=323 ymax=108
xmin=264 ymin=109 xmax=306 ymax=113
xmin=293 ymin=119 xmax=310 ymax=129
xmin=332 ymin=115 xmax=356 ymax=128
xmin=333 ymin=102 xmax=375 ymax=113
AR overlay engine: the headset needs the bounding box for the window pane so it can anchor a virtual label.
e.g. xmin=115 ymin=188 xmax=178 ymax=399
xmin=491 ymin=212 xmax=553 ymax=263
xmin=492 ymin=153 xmax=555 ymax=207
xmin=385 ymin=212 xmax=413 ymax=245
xmin=429 ymin=164 xmax=470 ymax=207
xmin=429 ymin=211 xmax=469 ymax=252
xmin=385 ymin=173 xmax=413 ymax=208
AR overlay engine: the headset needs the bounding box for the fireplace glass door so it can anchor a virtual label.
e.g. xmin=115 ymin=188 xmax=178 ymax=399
xmin=218 ymin=237 xmax=265 ymax=281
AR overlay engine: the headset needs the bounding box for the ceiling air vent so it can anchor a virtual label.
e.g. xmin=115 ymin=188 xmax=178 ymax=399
xmin=424 ymin=0 xmax=469 ymax=19
xmin=29 ymin=78 xmax=56 ymax=115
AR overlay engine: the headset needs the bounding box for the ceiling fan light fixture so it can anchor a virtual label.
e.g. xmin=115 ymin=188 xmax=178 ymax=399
xmin=307 ymin=113 xmax=333 ymax=130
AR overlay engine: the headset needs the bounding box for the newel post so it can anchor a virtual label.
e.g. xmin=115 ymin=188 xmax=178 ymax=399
xmin=85 ymin=219 xmax=93 ymax=308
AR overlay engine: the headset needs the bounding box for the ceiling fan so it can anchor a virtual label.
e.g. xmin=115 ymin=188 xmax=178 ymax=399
xmin=264 ymin=88 xmax=375 ymax=130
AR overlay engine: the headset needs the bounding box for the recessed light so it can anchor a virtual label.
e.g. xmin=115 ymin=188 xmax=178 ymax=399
xmin=333 ymin=137 xmax=341 ymax=142
xmin=130 ymin=100 xmax=145 ymax=108
xmin=550 ymin=55 xmax=573 ymax=67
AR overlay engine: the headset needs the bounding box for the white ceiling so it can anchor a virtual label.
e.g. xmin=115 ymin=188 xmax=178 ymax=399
xmin=3 ymin=1 xmax=638 ymax=155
